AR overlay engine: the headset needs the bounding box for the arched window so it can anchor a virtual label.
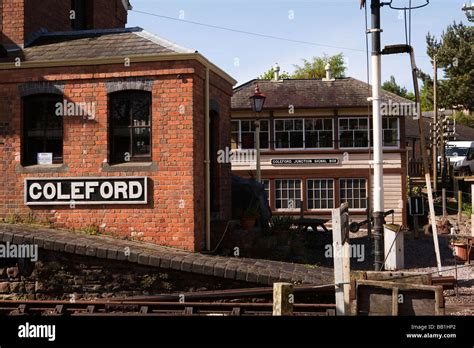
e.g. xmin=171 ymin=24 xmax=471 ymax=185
xmin=23 ymin=94 xmax=63 ymax=166
xmin=109 ymin=90 xmax=152 ymax=164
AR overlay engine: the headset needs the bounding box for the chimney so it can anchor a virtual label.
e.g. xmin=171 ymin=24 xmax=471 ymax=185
xmin=323 ymin=63 xmax=335 ymax=81
xmin=273 ymin=63 xmax=281 ymax=81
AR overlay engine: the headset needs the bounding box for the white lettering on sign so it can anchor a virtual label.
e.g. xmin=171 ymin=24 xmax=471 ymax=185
xmin=100 ymin=182 xmax=114 ymax=199
xmin=71 ymin=182 xmax=85 ymax=200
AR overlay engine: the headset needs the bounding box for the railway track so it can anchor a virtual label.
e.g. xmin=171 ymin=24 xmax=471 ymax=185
xmin=0 ymin=300 xmax=336 ymax=316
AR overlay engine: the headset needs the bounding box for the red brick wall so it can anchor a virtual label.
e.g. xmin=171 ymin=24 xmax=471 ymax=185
xmin=1 ymin=0 xmax=25 ymax=47
xmin=0 ymin=59 xmax=233 ymax=252
xmin=92 ymin=0 xmax=128 ymax=29
xmin=24 ymin=0 xmax=71 ymax=42
xmin=1 ymin=0 xmax=128 ymax=47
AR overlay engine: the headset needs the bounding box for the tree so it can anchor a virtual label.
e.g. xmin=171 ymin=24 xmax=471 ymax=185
xmin=258 ymin=67 xmax=291 ymax=80
xmin=382 ymin=75 xmax=415 ymax=101
xmin=258 ymin=53 xmax=347 ymax=80
xmin=292 ymin=53 xmax=346 ymax=79
xmin=423 ymin=22 xmax=474 ymax=111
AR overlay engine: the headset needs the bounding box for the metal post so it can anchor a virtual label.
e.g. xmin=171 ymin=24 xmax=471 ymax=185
xmin=442 ymin=188 xmax=447 ymax=217
xmin=370 ymin=0 xmax=384 ymax=271
xmin=433 ymin=56 xmax=438 ymax=193
xmin=458 ymin=189 xmax=462 ymax=225
xmin=255 ymin=117 xmax=261 ymax=183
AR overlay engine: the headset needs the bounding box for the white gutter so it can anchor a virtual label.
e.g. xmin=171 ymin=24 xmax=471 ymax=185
xmin=205 ymin=67 xmax=211 ymax=251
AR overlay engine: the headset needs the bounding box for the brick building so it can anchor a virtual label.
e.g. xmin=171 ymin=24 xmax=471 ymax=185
xmin=231 ymin=72 xmax=412 ymax=225
xmin=0 ymin=0 xmax=236 ymax=251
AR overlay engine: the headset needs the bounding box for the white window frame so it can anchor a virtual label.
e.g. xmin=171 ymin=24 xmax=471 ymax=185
xmin=274 ymin=118 xmax=334 ymax=150
xmin=231 ymin=119 xmax=270 ymax=151
xmin=262 ymin=179 xmax=270 ymax=205
xmin=275 ymin=179 xmax=302 ymax=212
xmin=339 ymin=178 xmax=368 ymax=211
xmin=338 ymin=117 xmax=370 ymax=149
xmin=306 ymin=179 xmax=335 ymax=211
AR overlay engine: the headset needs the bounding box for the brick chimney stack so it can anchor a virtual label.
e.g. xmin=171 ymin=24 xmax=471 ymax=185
xmin=0 ymin=0 xmax=130 ymax=51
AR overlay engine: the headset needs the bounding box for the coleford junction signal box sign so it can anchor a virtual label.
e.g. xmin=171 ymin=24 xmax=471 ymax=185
xmin=271 ymin=158 xmax=339 ymax=165
xmin=25 ymin=177 xmax=148 ymax=206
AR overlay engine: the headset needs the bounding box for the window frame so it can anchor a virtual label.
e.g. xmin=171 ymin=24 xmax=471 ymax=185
xmin=306 ymin=179 xmax=335 ymax=211
xmin=275 ymin=179 xmax=302 ymax=212
xmin=262 ymin=179 xmax=271 ymax=206
xmin=22 ymin=94 xmax=64 ymax=166
xmin=338 ymin=117 xmax=370 ymax=149
xmin=381 ymin=117 xmax=400 ymax=149
xmin=274 ymin=118 xmax=335 ymax=150
xmin=339 ymin=178 xmax=368 ymax=211
xmin=108 ymin=90 xmax=153 ymax=164
xmin=231 ymin=119 xmax=270 ymax=151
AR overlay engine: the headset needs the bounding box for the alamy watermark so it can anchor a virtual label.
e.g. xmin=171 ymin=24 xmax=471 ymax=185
xmin=324 ymin=243 xmax=365 ymax=262
xmin=0 ymin=242 xmax=38 ymax=262
xmin=55 ymin=99 xmax=96 ymax=120
xmin=381 ymin=100 xmax=421 ymax=120
xmin=217 ymin=147 xmax=257 ymax=164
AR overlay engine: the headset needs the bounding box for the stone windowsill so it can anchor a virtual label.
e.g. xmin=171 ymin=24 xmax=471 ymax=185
xmin=16 ymin=164 xmax=69 ymax=174
xmin=101 ymin=162 xmax=158 ymax=173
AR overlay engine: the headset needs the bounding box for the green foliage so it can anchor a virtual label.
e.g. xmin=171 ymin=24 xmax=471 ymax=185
xmin=382 ymin=75 xmax=415 ymax=101
xmin=422 ymin=22 xmax=474 ymax=111
xmin=462 ymin=203 xmax=472 ymax=217
xmin=141 ymin=274 xmax=158 ymax=289
xmin=268 ymin=215 xmax=295 ymax=232
xmin=81 ymin=225 xmax=100 ymax=236
xmin=292 ymin=53 xmax=346 ymax=79
xmin=258 ymin=53 xmax=347 ymax=80
xmin=258 ymin=67 xmax=291 ymax=80
xmin=4 ymin=214 xmax=21 ymax=224
xmin=453 ymin=110 xmax=474 ymax=128
xmin=22 ymin=213 xmax=37 ymax=225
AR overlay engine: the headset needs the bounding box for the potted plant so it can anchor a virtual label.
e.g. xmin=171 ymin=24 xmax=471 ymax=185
xmin=450 ymin=236 xmax=472 ymax=262
xmin=240 ymin=202 xmax=260 ymax=231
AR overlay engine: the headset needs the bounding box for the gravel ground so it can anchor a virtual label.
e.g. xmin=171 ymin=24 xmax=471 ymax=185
xmin=349 ymin=229 xmax=473 ymax=316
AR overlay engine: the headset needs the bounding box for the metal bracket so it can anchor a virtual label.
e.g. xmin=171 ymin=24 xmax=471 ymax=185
xmin=366 ymin=29 xmax=383 ymax=34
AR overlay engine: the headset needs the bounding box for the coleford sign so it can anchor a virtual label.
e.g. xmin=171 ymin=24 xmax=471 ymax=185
xmin=25 ymin=177 xmax=148 ymax=206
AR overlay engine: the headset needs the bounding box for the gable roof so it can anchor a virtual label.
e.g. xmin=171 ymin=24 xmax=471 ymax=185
xmin=0 ymin=27 xmax=236 ymax=85
xmin=232 ymin=77 xmax=410 ymax=110
xmin=23 ymin=27 xmax=195 ymax=61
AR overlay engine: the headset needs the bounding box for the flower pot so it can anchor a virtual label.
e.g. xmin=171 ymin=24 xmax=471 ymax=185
xmin=452 ymin=243 xmax=469 ymax=262
xmin=240 ymin=217 xmax=257 ymax=231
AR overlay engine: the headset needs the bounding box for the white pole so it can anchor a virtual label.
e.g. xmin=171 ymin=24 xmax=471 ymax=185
xmin=371 ymin=0 xmax=384 ymax=271
xmin=372 ymin=55 xmax=384 ymax=215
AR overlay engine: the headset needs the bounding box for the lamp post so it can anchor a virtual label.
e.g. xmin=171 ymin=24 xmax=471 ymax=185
xmin=249 ymin=84 xmax=266 ymax=183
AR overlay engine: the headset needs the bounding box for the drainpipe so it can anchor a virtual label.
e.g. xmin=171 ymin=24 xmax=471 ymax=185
xmin=205 ymin=67 xmax=211 ymax=251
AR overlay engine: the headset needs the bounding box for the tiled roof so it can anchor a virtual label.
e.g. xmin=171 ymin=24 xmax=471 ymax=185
xmin=21 ymin=27 xmax=195 ymax=62
xmin=232 ymin=77 xmax=410 ymax=110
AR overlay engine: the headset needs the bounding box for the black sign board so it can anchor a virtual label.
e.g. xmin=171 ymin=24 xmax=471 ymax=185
xmin=25 ymin=177 xmax=148 ymax=206
xmin=271 ymin=158 xmax=339 ymax=165
xmin=409 ymin=196 xmax=424 ymax=216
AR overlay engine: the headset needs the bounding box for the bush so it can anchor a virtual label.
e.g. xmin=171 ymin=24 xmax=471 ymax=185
xmin=268 ymin=216 xmax=295 ymax=233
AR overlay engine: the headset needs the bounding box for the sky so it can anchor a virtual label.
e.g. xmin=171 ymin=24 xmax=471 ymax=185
xmin=128 ymin=0 xmax=469 ymax=90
